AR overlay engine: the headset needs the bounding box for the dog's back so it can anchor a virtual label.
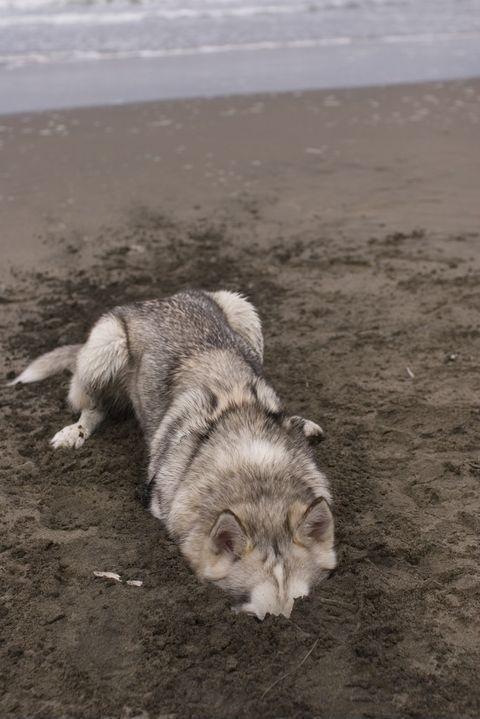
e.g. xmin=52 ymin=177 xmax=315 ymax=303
xmin=112 ymin=290 xmax=264 ymax=439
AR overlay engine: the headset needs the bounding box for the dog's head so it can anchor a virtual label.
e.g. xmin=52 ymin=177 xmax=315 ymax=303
xmin=198 ymin=497 xmax=335 ymax=619
xmin=160 ymin=381 xmax=335 ymax=619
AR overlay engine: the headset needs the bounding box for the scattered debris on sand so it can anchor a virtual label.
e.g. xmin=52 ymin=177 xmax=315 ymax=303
xmin=93 ymin=571 xmax=122 ymax=582
xmin=94 ymin=571 xmax=143 ymax=586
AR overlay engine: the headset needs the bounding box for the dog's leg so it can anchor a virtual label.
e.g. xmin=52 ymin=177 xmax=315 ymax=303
xmin=50 ymin=408 xmax=104 ymax=449
xmin=50 ymin=314 xmax=128 ymax=450
xmin=50 ymin=375 xmax=104 ymax=449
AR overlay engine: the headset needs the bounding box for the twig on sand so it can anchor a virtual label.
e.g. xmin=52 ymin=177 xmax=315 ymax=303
xmin=406 ymin=366 xmax=415 ymax=379
xmin=317 ymin=596 xmax=354 ymax=610
xmin=93 ymin=571 xmax=121 ymax=582
xmin=93 ymin=571 xmax=143 ymax=586
xmin=261 ymin=639 xmax=319 ymax=699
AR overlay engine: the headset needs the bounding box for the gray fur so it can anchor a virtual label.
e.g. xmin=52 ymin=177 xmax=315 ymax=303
xmin=11 ymin=289 xmax=335 ymax=619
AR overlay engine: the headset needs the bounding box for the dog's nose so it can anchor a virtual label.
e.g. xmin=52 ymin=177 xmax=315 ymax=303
xmin=279 ymin=599 xmax=294 ymax=618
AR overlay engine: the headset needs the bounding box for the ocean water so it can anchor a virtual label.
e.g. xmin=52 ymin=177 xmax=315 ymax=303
xmin=1 ymin=0 xmax=480 ymax=112
xmin=1 ymin=0 xmax=480 ymax=68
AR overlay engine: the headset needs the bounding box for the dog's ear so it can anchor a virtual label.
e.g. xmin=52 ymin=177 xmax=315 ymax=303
xmin=209 ymin=510 xmax=247 ymax=558
xmin=284 ymin=415 xmax=325 ymax=443
xmin=200 ymin=510 xmax=249 ymax=582
xmin=295 ymin=497 xmax=334 ymax=545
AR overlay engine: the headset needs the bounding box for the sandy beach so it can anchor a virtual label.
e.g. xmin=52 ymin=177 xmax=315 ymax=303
xmin=1 ymin=79 xmax=480 ymax=718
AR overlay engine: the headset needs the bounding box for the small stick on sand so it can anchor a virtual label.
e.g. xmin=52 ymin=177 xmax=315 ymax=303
xmin=261 ymin=639 xmax=319 ymax=699
xmin=406 ymin=366 xmax=415 ymax=379
xmin=317 ymin=596 xmax=354 ymax=610
xmin=93 ymin=571 xmax=121 ymax=582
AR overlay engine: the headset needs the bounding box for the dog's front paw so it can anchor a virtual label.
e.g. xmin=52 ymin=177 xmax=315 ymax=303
xmin=301 ymin=419 xmax=324 ymax=441
xmin=284 ymin=415 xmax=325 ymax=443
xmin=50 ymin=423 xmax=87 ymax=450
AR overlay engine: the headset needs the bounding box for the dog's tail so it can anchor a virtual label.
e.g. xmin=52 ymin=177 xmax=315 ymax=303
xmin=8 ymin=344 xmax=82 ymax=385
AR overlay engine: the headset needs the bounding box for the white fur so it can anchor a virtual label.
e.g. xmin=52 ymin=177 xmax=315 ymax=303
xmin=237 ymin=560 xmax=310 ymax=620
xmin=67 ymin=374 xmax=93 ymax=411
xmin=51 ymin=423 xmax=87 ymax=450
xmin=76 ymin=314 xmax=128 ymax=387
xmin=254 ymin=378 xmax=281 ymax=414
xmin=302 ymin=419 xmax=324 ymax=438
xmin=284 ymin=415 xmax=324 ymax=439
xmin=241 ymin=578 xmax=294 ymax=620
xmin=249 ymin=581 xmax=281 ymax=619
xmin=238 ymin=437 xmax=286 ymax=466
xmin=149 ymin=491 xmax=163 ymax=521
xmin=213 ymin=437 xmax=287 ymax=475
xmin=288 ymin=577 xmax=310 ymax=600
xmin=273 ymin=561 xmax=285 ymax=590
xmin=8 ymin=345 xmax=80 ymax=385
xmin=239 ymin=572 xmax=311 ymax=620
xmin=51 ymin=408 xmax=104 ymax=449
xmin=48 ymin=316 xmax=124 ymax=449
xmin=215 ymin=436 xmax=328 ymax=501
xmin=209 ymin=291 xmax=264 ymax=360
xmin=9 ymin=365 xmax=43 ymax=385
xmin=202 ymin=554 xmax=233 ymax=582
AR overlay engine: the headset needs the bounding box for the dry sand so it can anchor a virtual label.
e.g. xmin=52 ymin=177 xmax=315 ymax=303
xmin=1 ymin=80 xmax=480 ymax=718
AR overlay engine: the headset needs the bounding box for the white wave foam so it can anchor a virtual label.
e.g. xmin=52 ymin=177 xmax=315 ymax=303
xmin=0 ymin=0 xmax=410 ymax=26
xmin=2 ymin=31 xmax=478 ymax=70
xmin=0 ymin=39 xmax=348 ymax=68
xmin=1 ymin=6 xmax=301 ymax=28
xmin=0 ymin=0 xmax=407 ymax=8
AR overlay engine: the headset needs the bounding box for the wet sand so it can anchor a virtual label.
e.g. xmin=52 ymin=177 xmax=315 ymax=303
xmin=1 ymin=80 xmax=480 ymax=718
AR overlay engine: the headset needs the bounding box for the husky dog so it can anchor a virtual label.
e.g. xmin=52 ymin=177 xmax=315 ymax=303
xmin=10 ymin=290 xmax=336 ymax=619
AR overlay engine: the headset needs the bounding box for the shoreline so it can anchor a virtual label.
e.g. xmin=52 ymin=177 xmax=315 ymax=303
xmin=1 ymin=34 xmax=480 ymax=115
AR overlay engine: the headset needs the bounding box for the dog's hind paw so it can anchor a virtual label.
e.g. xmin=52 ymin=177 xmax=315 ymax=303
xmin=50 ymin=423 xmax=87 ymax=450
